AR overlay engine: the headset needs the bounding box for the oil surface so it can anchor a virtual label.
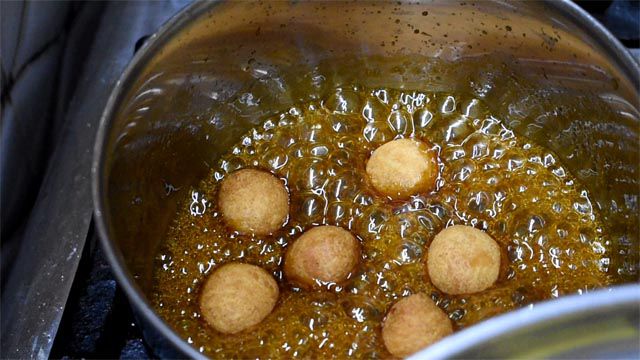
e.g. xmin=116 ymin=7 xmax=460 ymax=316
xmin=153 ymin=87 xmax=615 ymax=358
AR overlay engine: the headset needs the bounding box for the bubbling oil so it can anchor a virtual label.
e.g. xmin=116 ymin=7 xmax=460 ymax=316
xmin=153 ymin=86 xmax=613 ymax=358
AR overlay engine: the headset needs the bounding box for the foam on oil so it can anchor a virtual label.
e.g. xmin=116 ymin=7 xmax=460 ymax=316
xmin=153 ymin=86 xmax=614 ymax=358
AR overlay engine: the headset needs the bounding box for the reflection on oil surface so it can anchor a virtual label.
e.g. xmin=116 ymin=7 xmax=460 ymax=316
xmin=152 ymin=82 xmax=627 ymax=358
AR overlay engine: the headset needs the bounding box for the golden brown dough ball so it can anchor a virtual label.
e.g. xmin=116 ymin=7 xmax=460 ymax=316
xmin=366 ymin=138 xmax=438 ymax=199
xmin=284 ymin=226 xmax=360 ymax=289
xmin=382 ymin=293 xmax=453 ymax=358
xmin=199 ymin=262 xmax=279 ymax=334
xmin=218 ymin=168 xmax=289 ymax=235
xmin=427 ymin=225 xmax=501 ymax=295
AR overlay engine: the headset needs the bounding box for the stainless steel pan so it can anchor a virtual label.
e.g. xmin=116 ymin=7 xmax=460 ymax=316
xmin=93 ymin=1 xmax=639 ymax=358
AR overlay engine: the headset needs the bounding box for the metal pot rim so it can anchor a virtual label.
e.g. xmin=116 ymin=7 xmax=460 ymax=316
xmin=412 ymin=283 xmax=640 ymax=359
xmin=92 ymin=2 xmax=215 ymax=358
xmin=91 ymin=1 xmax=639 ymax=358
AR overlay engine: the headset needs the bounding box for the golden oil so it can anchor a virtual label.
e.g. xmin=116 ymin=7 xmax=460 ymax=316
xmin=153 ymin=86 xmax=614 ymax=358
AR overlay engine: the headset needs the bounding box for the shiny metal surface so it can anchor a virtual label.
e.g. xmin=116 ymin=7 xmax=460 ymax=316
xmin=413 ymin=284 xmax=640 ymax=359
xmin=93 ymin=2 xmax=206 ymax=359
xmin=92 ymin=1 xmax=639 ymax=358
xmin=546 ymin=0 xmax=639 ymax=89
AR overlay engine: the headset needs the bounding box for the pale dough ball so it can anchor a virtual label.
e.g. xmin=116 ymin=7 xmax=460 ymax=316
xmin=366 ymin=138 xmax=438 ymax=199
xmin=199 ymin=262 xmax=279 ymax=334
xmin=284 ymin=226 xmax=360 ymax=289
xmin=382 ymin=293 xmax=453 ymax=358
xmin=218 ymin=168 xmax=289 ymax=235
xmin=427 ymin=225 xmax=501 ymax=295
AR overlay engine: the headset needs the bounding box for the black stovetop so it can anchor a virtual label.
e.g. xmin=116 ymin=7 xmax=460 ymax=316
xmin=51 ymin=234 xmax=150 ymax=359
xmin=40 ymin=1 xmax=640 ymax=358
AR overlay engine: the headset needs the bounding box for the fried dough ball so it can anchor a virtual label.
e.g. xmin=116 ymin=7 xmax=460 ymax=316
xmin=382 ymin=293 xmax=453 ymax=358
xmin=200 ymin=262 xmax=279 ymax=334
xmin=366 ymin=138 xmax=438 ymax=199
xmin=218 ymin=168 xmax=289 ymax=235
xmin=284 ymin=226 xmax=360 ymax=289
xmin=427 ymin=225 xmax=501 ymax=295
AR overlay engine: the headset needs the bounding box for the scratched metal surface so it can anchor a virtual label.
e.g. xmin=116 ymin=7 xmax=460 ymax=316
xmin=0 ymin=1 xmax=190 ymax=358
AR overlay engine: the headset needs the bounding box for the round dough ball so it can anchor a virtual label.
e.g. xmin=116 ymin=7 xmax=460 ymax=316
xmin=200 ymin=262 xmax=279 ymax=334
xmin=427 ymin=225 xmax=501 ymax=295
xmin=284 ymin=226 xmax=360 ymax=288
xmin=218 ymin=168 xmax=289 ymax=235
xmin=366 ymin=138 xmax=438 ymax=199
xmin=382 ymin=293 xmax=453 ymax=358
